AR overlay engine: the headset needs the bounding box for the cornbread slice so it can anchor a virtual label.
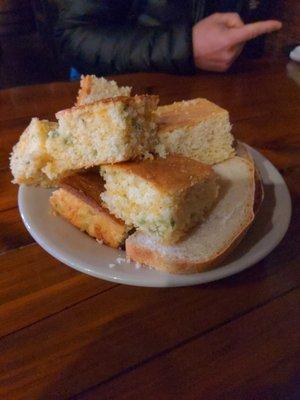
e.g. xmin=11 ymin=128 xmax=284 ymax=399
xmin=76 ymin=75 xmax=132 ymax=105
xmin=156 ymin=98 xmax=235 ymax=164
xmin=43 ymin=95 xmax=159 ymax=180
xmin=10 ymin=118 xmax=58 ymax=187
xmin=50 ymin=170 xmax=129 ymax=248
xmin=100 ymin=156 xmax=219 ymax=244
xmin=126 ymin=156 xmax=257 ymax=274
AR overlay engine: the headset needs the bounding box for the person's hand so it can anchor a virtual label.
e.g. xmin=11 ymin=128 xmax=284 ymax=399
xmin=192 ymin=13 xmax=282 ymax=72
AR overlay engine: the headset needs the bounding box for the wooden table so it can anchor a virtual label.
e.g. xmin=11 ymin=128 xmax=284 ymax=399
xmin=0 ymin=60 xmax=299 ymax=400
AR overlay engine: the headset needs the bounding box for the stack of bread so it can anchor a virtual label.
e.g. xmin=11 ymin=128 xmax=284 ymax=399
xmin=10 ymin=75 xmax=263 ymax=274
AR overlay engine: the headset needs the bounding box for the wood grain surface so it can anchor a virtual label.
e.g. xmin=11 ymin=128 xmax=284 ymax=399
xmin=0 ymin=59 xmax=299 ymax=400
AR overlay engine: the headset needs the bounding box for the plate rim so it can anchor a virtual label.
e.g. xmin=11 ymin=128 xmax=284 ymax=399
xmin=18 ymin=145 xmax=292 ymax=287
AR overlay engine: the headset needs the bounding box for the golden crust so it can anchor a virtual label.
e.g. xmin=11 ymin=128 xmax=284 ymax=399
xmin=60 ymin=169 xmax=105 ymax=206
xmin=236 ymin=142 xmax=264 ymax=215
xmin=126 ymin=226 xmax=250 ymax=274
xmin=50 ymin=189 xmax=128 ymax=248
xmin=156 ymin=98 xmax=228 ymax=134
xmin=57 ymin=94 xmax=159 ymax=118
xmin=51 ymin=170 xmax=128 ymax=248
xmin=59 ymin=170 xmax=126 ymax=225
xmin=101 ymin=155 xmax=216 ymax=194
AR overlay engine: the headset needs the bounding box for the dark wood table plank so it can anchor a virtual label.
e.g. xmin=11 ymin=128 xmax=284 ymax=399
xmin=0 ymin=82 xmax=78 ymax=123
xmin=0 ymin=251 xmax=298 ymax=399
xmin=0 ymin=62 xmax=299 ymax=124
xmin=0 ymin=245 xmax=116 ymax=337
xmin=0 ymin=207 xmax=32 ymax=254
xmin=233 ymin=106 xmax=300 ymax=149
xmin=0 ymin=169 xmax=17 ymax=211
xmin=118 ymin=63 xmax=300 ymax=121
xmin=78 ymin=289 xmax=300 ymax=400
xmin=0 ymin=193 xmax=298 ymax=340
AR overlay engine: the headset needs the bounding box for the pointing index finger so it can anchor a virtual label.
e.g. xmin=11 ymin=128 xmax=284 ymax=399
xmin=229 ymin=20 xmax=282 ymax=45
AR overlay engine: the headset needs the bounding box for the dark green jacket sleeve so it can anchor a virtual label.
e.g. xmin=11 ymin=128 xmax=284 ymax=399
xmin=55 ymin=0 xmax=196 ymax=75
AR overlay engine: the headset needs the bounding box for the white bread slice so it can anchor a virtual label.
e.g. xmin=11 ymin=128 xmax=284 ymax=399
xmin=236 ymin=142 xmax=264 ymax=215
xmin=76 ymin=75 xmax=132 ymax=105
xmin=126 ymin=156 xmax=256 ymax=274
xmin=156 ymin=98 xmax=235 ymax=164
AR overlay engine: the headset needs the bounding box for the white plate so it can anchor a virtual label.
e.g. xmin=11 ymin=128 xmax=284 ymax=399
xmin=19 ymin=146 xmax=291 ymax=287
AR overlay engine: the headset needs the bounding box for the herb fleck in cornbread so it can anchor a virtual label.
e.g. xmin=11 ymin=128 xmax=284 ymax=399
xmin=156 ymin=98 xmax=235 ymax=164
xmin=100 ymin=155 xmax=219 ymax=244
xmin=43 ymin=95 xmax=159 ymax=180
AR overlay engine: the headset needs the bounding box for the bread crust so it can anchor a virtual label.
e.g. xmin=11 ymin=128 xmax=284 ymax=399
xmin=126 ymin=155 xmax=263 ymax=274
xmin=60 ymin=170 xmax=105 ymax=208
xmin=50 ymin=170 xmax=128 ymax=248
xmin=101 ymin=155 xmax=216 ymax=194
xmin=57 ymin=94 xmax=159 ymax=118
xmin=236 ymin=142 xmax=264 ymax=215
xmin=125 ymin=218 xmax=252 ymax=274
xmin=156 ymin=98 xmax=228 ymax=134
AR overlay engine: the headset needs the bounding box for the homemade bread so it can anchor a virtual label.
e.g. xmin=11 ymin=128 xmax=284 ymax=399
xmin=100 ymin=155 xmax=219 ymax=244
xmin=43 ymin=95 xmax=159 ymax=180
xmin=156 ymin=98 xmax=235 ymax=164
xmin=10 ymin=118 xmax=58 ymax=187
xmin=50 ymin=170 xmax=129 ymax=248
xmin=76 ymin=75 xmax=132 ymax=105
xmin=126 ymin=156 xmax=256 ymax=273
xmin=236 ymin=142 xmax=264 ymax=215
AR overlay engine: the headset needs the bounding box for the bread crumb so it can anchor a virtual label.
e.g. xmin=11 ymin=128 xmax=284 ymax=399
xmin=135 ymin=262 xmax=141 ymax=269
xmin=96 ymin=239 xmax=103 ymax=245
xmin=116 ymin=257 xmax=126 ymax=264
xmin=109 ymin=263 xmax=116 ymax=268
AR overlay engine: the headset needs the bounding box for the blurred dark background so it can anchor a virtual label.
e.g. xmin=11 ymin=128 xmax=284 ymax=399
xmin=0 ymin=0 xmax=299 ymax=89
xmin=0 ymin=0 xmax=68 ymax=88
